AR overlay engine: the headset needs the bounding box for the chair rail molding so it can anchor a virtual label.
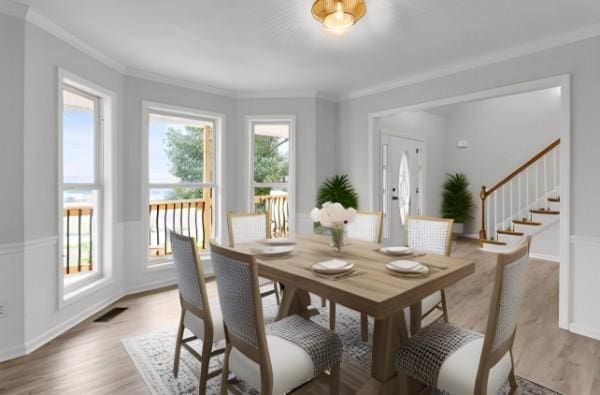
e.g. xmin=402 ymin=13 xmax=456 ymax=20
xmin=0 ymin=236 xmax=58 ymax=256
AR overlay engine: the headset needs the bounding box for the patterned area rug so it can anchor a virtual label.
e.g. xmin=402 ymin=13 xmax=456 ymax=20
xmin=122 ymin=295 xmax=561 ymax=394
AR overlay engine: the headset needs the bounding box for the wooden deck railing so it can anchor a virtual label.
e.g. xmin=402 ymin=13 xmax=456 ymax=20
xmin=63 ymin=193 xmax=289 ymax=274
xmin=254 ymin=194 xmax=289 ymax=237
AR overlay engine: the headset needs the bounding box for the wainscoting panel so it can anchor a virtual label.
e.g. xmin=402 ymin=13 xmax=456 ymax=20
xmin=569 ymin=235 xmax=600 ymax=340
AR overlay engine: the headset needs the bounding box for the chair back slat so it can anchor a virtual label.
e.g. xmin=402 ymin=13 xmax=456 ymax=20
xmin=210 ymin=241 xmax=268 ymax=356
xmin=407 ymin=216 xmax=453 ymax=256
xmin=346 ymin=211 xmax=383 ymax=243
xmin=228 ymin=212 xmax=270 ymax=247
xmin=170 ymin=231 xmax=207 ymax=315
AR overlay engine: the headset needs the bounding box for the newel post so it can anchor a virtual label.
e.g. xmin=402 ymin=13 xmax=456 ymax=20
xmin=479 ymin=186 xmax=487 ymax=241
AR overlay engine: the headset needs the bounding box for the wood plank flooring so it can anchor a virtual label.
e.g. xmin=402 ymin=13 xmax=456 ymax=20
xmin=0 ymin=239 xmax=598 ymax=394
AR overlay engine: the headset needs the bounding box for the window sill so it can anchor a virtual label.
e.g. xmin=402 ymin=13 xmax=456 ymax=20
xmin=61 ymin=275 xmax=116 ymax=310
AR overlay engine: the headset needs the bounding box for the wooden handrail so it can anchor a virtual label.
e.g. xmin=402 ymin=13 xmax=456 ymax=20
xmin=483 ymin=138 xmax=560 ymax=197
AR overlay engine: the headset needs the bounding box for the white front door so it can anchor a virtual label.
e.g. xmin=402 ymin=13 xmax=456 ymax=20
xmin=381 ymin=133 xmax=424 ymax=245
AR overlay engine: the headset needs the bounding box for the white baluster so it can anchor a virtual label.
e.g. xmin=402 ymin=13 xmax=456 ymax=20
xmin=494 ymin=192 xmax=497 ymax=239
xmin=486 ymin=195 xmax=490 ymax=239
xmin=535 ymin=162 xmax=539 ymax=204
xmin=518 ymin=173 xmax=522 ymax=218
xmin=502 ymin=185 xmax=505 ymax=231
xmin=510 ymin=180 xmax=513 ymax=228
xmin=544 ymin=155 xmax=548 ymax=199
xmin=553 ymin=147 xmax=558 ymax=192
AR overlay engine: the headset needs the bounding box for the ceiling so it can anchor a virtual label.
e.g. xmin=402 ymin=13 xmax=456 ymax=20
xmin=17 ymin=0 xmax=600 ymax=98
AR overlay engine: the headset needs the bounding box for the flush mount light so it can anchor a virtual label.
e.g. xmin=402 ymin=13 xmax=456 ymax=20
xmin=311 ymin=0 xmax=367 ymax=34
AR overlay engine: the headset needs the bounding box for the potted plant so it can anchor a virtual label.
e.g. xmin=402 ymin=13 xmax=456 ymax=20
xmin=314 ymin=175 xmax=359 ymax=235
xmin=441 ymin=173 xmax=474 ymax=235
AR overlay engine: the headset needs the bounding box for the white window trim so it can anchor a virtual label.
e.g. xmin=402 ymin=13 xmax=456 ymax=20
xmin=141 ymin=101 xmax=224 ymax=270
xmin=57 ymin=68 xmax=117 ymax=308
xmin=245 ymin=115 xmax=296 ymax=236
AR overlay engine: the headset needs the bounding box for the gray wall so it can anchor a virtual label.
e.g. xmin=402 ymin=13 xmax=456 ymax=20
xmin=338 ymin=35 xmax=600 ymax=336
xmin=0 ymin=11 xmax=26 ymax=356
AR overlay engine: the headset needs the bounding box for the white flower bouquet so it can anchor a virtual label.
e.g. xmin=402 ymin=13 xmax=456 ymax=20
xmin=310 ymin=202 xmax=356 ymax=253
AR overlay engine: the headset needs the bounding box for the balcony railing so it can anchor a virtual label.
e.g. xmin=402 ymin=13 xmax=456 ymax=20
xmin=254 ymin=194 xmax=289 ymax=237
xmin=63 ymin=194 xmax=289 ymax=275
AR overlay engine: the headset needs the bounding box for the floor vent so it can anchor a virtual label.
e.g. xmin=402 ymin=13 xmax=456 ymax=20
xmin=94 ymin=307 xmax=128 ymax=323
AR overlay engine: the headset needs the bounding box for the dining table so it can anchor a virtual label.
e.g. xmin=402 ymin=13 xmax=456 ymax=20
xmin=234 ymin=234 xmax=475 ymax=395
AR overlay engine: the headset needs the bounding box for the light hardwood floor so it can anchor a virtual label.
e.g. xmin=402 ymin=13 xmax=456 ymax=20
xmin=0 ymin=239 xmax=598 ymax=394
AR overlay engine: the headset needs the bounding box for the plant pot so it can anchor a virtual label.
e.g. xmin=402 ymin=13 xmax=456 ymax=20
xmin=452 ymin=222 xmax=464 ymax=235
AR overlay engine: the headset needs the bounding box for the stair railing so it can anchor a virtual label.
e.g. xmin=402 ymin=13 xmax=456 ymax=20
xmin=479 ymin=138 xmax=560 ymax=242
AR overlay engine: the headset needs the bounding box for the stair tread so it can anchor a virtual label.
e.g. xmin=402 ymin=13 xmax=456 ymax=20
xmin=530 ymin=209 xmax=560 ymax=215
xmin=481 ymin=239 xmax=507 ymax=246
xmin=497 ymin=230 xmax=525 ymax=236
xmin=548 ymin=197 xmax=560 ymax=202
xmin=513 ymin=219 xmax=542 ymax=226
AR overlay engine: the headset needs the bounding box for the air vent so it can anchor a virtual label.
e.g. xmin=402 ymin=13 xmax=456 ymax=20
xmin=0 ymin=302 xmax=6 ymax=318
xmin=94 ymin=307 xmax=127 ymax=323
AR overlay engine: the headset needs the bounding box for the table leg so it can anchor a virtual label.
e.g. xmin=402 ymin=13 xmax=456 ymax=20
xmin=275 ymin=284 xmax=314 ymax=321
xmin=409 ymin=302 xmax=422 ymax=336
xmin=358 ymin=311 xmax=409 ymax=395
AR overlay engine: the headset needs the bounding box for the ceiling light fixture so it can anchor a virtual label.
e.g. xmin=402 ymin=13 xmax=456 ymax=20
xmin=311 ymin=0 xmax=366 ymax=34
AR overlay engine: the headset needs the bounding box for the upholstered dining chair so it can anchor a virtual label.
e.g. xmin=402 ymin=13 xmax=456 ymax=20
xmin=227 ymin=211 xmax=280 ymax=304
xmin=210 ymin=241 xmax=342 ymax=395
xmin=170 ymin=231 xmax=225 ymax=395
xmin=396 ymin=237 xmax=531 ymax=395
xmin=407 ymin=215 xmax=454 ymax=323
xmin=328 ymin=211 xmax=383 ymax=342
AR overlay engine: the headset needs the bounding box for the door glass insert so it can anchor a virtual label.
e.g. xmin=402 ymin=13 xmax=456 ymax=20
xmin=398 ymin=150 xmax=410 ymax=225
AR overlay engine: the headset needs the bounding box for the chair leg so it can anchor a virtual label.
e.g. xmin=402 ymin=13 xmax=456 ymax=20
xmin=360 ymin=312 xmax=369 ymax=342
xmin=274 ymin=282 xmax=281 ymax=305
xmin=329 ymin=302 xmax=336 ymax=331
xmin=329 ymin=362 xmax=341 ymax=395
xmin=321 ymin=297 xmax=327 ymax=308
xmin=440 ymin=289 xmax=449 ymax=322
xmin=173 ymin=309 xmax=185 ymax=377
xmin=198 ymin=330 xmax=213 ymax=395
xmin=398 ymin=371 xmax=424 ymax=394
xmin=509 ymin=350 xmax=518 ymax=394
xmin=220 ymin=344 xmax=232 ymax=395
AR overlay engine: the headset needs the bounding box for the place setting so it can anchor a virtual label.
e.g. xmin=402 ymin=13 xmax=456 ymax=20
xmin=384 ymin=259 xmax=431 ymax=279
xmin=248 ymin=244 xmax=295 ymax=257
xmin=308 ymin=258 xmax=366 ymax=281
xmin=376 ymin=245 xmax=425 ymax=258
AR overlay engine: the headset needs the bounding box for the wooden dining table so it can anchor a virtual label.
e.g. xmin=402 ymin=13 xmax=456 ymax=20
xmin=235 ymin=234 xmax=475 ymax=395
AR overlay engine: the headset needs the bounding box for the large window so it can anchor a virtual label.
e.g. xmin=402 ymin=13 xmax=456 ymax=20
xmin=146 ymin=108 xmax=216 ymax=262
xmin=248 ymin=118 xmax=294 ymax=237
xmin=61 ymin=85 xmax=102 ymax=284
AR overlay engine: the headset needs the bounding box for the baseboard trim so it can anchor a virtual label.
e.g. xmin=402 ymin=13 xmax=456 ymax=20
xmin=124 ymin=277 xmax=178 ymax=296
xmin=530 ymin=252 xmax=560 ymax=263
xmin=0 ymin=343 xmax=26 ymax=363
xmin=569 ymin=323 xmax=600 ymax=341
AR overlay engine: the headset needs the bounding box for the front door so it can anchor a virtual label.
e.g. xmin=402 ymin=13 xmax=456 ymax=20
xmin=381 ymin=133 xmax=424 ymax=245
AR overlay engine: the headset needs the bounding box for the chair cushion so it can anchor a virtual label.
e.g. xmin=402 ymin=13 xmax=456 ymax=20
xmin=183 ymin=301 xmax=225 ymax=342
xmin=229 ymin=315 xmax=342 ymax=394
xmin=437 ymin=337 xmax=512 ymax=395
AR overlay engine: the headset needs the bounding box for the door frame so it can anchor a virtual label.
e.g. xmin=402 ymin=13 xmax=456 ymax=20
xmin=367 ymin=74 xmax=571 ymax=329
xmin=380 ymin=131 xmax=426 ymax=241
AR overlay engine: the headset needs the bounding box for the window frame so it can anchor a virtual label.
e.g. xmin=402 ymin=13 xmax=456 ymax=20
xmin=245 ymin=115 xmax=296 ymax=236
xmin=57 ymin=68 xmax=117 ymax=307
xmin=142 ymin=101 xmax=223 ymax=269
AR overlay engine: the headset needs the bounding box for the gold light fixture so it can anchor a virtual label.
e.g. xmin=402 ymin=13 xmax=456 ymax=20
xmin=311 ymin=0 xmax=367 ymax=34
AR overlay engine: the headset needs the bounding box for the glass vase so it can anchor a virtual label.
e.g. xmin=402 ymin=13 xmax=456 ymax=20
xmin=330 ymin=222 xmax=346 ymax=255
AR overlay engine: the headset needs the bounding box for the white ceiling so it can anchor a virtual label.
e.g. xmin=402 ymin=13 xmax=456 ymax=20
xmin=17 ymin=0 xmax=600 ymax=98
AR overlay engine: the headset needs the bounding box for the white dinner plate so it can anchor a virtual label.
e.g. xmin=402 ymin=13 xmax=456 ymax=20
xmin=379 ymin=246 xmax=413 ymax=256
xmin=261 ymin=238 xmax=297 ymax=246
xmin=385 ymin=260 xmax=429 ymax=274
xmin=249 ymin=246 xmax=294 ymax=256
xmin=311 ymin=259 xmax=354 ymax=274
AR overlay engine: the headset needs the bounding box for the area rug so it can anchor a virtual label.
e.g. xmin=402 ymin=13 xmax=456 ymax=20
xmin=122 ymin=295 xmax=561 ymax=394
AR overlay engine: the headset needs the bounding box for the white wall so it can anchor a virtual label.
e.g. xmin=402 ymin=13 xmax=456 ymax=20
xmin=0 ymin=10 xmax=26 ymax=359
xmin=337 ymin=35 xmax=600 ymax=339
xmin=375 ymin=111 xmax=447 ymax=218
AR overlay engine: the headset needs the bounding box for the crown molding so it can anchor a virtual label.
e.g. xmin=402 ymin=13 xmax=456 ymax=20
xmin=341 ymin=21 xmax=600 ymax=101
xmin=125 ymin=67 xmax=237 ymax=97
xmin=26 ymin=9 xmax=127 ymax=74
xmin=0 ymin=0 xmax=28 ymax=19
xmin=235 ymin=89 xmax=339 ymax=101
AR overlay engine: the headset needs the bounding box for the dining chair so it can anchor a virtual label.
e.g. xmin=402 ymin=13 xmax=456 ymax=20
xmin=328 ymin=211 xmax=382 ymax=342
xmin=397 ymin=237 xmax=531 ymax=395
xmin=227 ymin=211 xmax=280 ymax=304
xmin=170 ymin=231 xmax=225 ymax=395
xmin=210 ymin=241 xmax=342 ymax=395
xmin=407 ymin=215 xmax=454 ymax=323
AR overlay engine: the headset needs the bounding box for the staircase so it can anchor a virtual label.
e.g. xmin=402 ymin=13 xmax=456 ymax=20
xmin=479 ymin=138 xmax=560 ymax=253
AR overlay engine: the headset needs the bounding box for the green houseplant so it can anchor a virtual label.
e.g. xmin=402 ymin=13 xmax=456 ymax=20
xmin=441 ymin=173 xmax=474 ymax=234
xmin=314 ymin=175 xmax=359 ymax=234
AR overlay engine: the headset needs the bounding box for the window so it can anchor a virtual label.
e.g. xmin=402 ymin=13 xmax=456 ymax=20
xmin=398 ymin=151 xmax=410 ymax=225
xmin=146 ymin=108 xmax=217 ymax=263
xmin=248 ymin=118 xmax=295 ymax=237
xmin=60 ymin=85 xmax=102 ymax=287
